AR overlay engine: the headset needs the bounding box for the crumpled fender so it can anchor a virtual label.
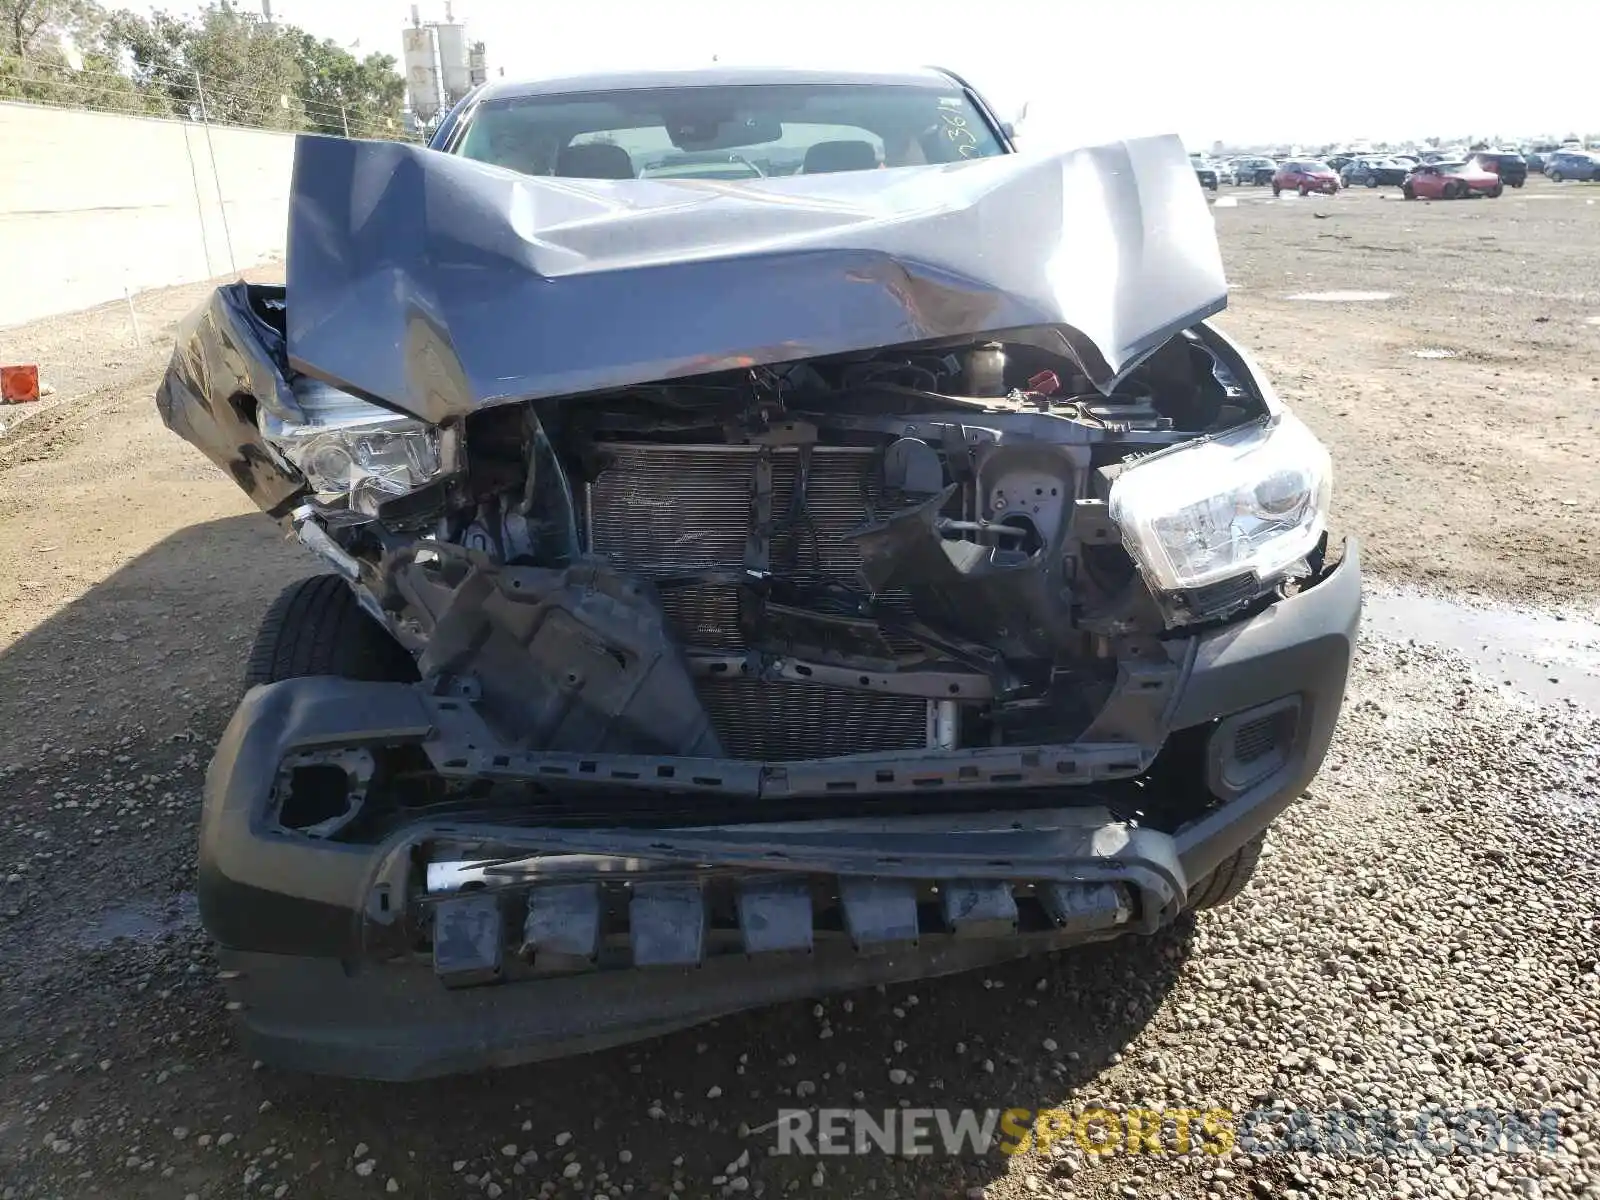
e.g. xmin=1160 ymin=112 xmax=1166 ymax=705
xmin=156 ymin=283 xmax=308 ymax=516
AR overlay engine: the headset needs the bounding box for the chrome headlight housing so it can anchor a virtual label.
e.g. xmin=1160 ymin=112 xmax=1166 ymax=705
xmin=262 ymin=379 xmax=456 ymax=516
xmin=1108 ymin=412 xmax=1332 ymax=600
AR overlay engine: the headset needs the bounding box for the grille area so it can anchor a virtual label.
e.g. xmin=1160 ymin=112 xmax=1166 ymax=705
xmin=697 ymin=679 xmax=928 ymax=761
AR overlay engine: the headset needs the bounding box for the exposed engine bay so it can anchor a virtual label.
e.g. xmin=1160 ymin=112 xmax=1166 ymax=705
xmin=156 ymin=131 xmax=1340 ymax=855
xmin=234 ymin=298 xmax=1316 ymax=778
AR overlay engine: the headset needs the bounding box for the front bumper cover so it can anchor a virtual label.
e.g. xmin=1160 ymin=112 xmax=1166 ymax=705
xmin=200 ymin=542 xmax=1361 ymax=1079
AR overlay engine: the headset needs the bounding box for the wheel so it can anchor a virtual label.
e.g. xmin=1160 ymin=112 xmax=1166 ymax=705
xmin=1443 ymin=180 xmax=1465 ymax=199
xmin=1510 ymin=179 xmax=1524 ymax=188
xmin=1271 ymin=184 xmax=1281 ymax=196
xmin=1188 ymin=834 xmax=1266 ymax=910
xmin=1365 ymin=173 xmax=1379 ymax=187
xmin=1297 ymin=183 xmax=1309 ymax=196
xmin=244 ymin=575 xmax=418 ymax=690
xmin=1402 ymin=183 xmax=1416 ymax=200
xmin=1549 ymin=170 xmax=1562 ymax=183
xmin=1488 ymin=184 xmax=1503 ymax=198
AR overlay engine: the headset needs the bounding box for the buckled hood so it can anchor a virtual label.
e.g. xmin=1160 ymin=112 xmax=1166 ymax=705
xmin=285 ymin=131 xmax=1227 ymax=422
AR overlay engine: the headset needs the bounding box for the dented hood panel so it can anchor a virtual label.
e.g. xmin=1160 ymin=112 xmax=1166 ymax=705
xmin=285 ymin=132 xmax=1227 ymax=421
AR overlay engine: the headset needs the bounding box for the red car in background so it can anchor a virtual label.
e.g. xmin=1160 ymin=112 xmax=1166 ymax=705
xmin=1402 ymin=160 xmax=1503 ymax=200
xmin=1271 ymin=160 xmax=1340 ymax=196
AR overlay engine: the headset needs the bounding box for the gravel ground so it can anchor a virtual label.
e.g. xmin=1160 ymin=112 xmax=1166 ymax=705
xmin=1 ymin=181 xmax=1598 ymax=1200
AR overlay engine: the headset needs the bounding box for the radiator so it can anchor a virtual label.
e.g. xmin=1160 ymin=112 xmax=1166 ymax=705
xmin=586 ymin=443 xmax=932 ymax=760
xmin=587 ymin=443 xmax=877 ymax=581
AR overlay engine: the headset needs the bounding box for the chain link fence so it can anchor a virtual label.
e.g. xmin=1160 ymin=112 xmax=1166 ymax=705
xmin=2 ymin=54 xmax=425 ymax=327
xmin=0 ymin=52 xmax=421 ymax=142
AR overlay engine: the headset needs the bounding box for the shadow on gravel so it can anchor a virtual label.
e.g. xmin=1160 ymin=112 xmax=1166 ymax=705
xmin=0 ymin=513 xmax=305 ymax=758
xmin=0 ymin=514 xmax=1196 ymax=1198
xmin=0 ymin=514 xmax=297 ymax=979
xmin=247 ymin=923 xmax=1195 ymax=1196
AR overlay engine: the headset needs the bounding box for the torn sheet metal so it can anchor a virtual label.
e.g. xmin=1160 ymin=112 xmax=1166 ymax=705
xmin=284 ymin=132 xmax=1226 ymax=419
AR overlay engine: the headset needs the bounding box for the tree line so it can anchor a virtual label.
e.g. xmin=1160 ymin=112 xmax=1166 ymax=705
xmin=1 ymin=0 xmax=409 ymax=139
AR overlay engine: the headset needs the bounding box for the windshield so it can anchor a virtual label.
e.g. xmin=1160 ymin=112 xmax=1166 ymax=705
xmin=455 ymin=83 xmax=1006 ymax=180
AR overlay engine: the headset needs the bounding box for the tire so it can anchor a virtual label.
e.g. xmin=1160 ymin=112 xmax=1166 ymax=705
xmin=1271 ymin=184 xmax=1281 ymax=197
xmin=1443 ymin=180 xmax=1465 ymax=199
xmin=1488 ymin=184 xmax=1503 ymax=198
xmin=1510 ymin=179 xmax=1524 ymax=188
xmin=1188 ymin=833 xmax=1267 ymax=910
xmin=1549 ymin=170 xmax=1562 ymax=183
xmin=1402 ymin=183 xmax=1416 ymax=200
xmin=244 ymin=574 xmax=418 ymax=690
xmin=1364 ymin=173 xmax=1378 ymax=187
xmin=1297 ymin=183 xmax=1309 ymax=196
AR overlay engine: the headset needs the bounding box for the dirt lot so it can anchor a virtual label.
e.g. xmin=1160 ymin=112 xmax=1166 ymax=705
xmin=1213 ymin=184 xmax=1600 ymax=606
xmin=0 ymin=180 xmax=1598 ymax=1200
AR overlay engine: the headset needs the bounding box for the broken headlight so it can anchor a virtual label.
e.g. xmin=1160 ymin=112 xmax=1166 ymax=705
xmin=262 ymin=379 xmax=454 ymax=515
xmin=1107 ymin=412 xmax=1331 ymax=594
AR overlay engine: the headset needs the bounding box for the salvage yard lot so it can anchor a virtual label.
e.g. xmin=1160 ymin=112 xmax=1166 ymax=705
xmin=0 ymin=179 xmax=1597 ymax=1200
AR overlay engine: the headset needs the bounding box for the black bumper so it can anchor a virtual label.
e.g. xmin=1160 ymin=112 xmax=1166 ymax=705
xmin=200 ymin=543 xmax=1361 ymax=1079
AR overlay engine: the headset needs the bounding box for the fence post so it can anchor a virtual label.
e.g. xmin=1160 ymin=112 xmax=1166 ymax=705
xmin=341 ymin=102 xmax=351 ymax=138
xmin=194 ymin=69 xmax=239 ymax=277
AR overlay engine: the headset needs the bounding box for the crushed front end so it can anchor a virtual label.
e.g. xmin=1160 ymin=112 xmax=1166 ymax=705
xmin=162 ymin=134 xmax=1360 ymax=1079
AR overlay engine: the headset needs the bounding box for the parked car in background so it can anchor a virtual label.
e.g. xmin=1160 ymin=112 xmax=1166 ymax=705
xmin=1232 ymin=156 xmax=1277 ymax=185
xmin=1272 ymin=159 xmax=1340 ymax=196
xmin=1340 ymin=157 xmax=1410 ymax=188
xmin=1468 ymin=151 xmax=1527 ymax=187
xmin=1326 ymin=154 xmax=1356 ymax=176
xmin=1545 ymin=151 xmax=1600 ymax=182
xmin=1190 ymin=153 xmax=1220 ymax=190
xmin=1524 ymin=152 xmax=1546 ymax=174
xmin=1402 ymin=160 xmax=1503 ymax=200
xmin=1212 ymin=159 xmax=1237 ymax=186
xmin=1392 ymin=154 xmax=1420 ymax=166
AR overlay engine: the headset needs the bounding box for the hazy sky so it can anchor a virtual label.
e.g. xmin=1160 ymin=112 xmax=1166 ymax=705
xmin=155 ymin=0 xmax=1596 ymax=146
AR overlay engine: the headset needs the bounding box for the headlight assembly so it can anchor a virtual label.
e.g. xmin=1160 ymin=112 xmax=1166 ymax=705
xmin=262 ymin=379 xmax=455 ymax=515
xmin=1108 ymin=412 xmax=1332 ymax=600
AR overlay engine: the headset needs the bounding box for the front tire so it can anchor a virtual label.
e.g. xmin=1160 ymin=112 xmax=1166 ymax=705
xmin=1443 ymin=180 xmax=1465 ymax=199
xmin=1297 ymin=183 xmax=1309 ymax=196
xmin=244 ymin=575 xmax=418 ymax=690
xmin=1272 ymin=184 xmax=1282 ymax=196
xmin=1488 ymin=184 xmax=1503 ymax=198
xmin=1189 ymin=834 xmax=1266 ymax=910
xmin=1549 ymin=170 xmax=1562 ymax=183
xmin=1402 ymin=183 xmax=1416 ymax=200
xmin=1365 ymin=173 xmax=1379 ymax=187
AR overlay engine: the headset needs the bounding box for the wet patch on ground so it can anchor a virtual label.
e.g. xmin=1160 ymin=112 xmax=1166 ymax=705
xmin=76 ymin=892 xmax=199 ymax=951
xmin=1286 ymin=290 xmax=1395 ymax=302
xmin=1363 ymin=584 xmax=1600 ymax=710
